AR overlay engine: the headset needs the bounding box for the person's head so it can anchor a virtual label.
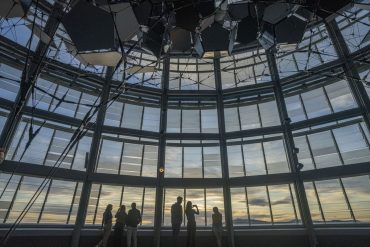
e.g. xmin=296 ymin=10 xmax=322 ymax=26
xmin=120 ymin=205 xmax=126 ymax=212
xmin=177 ymin=196 xmax=183 ymax=204
xmin=186 ymin=201 xmax=192 ymax=212
xmin=213 ymin=207 xmax=219 ymax=214
xmin=131 ymin=202 xmax=136 ymax=209
xmin=106 ymin=204 xmax=113 ymax=211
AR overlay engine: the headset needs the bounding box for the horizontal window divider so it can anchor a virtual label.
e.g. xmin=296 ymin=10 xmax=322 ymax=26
xmin=0 ymin=160 xmax=86 ymax=182
xmin=229 ymin=173 xmax=296 ymax=187
xmin=167 ymin=90 xmax=217 ymax=97
xmin=292 ymin=118 xmax=363 ymax=138
xmin=1 ymin=161 xmax=370 ymax=189
xmin=22 ymin=106 xmax=83 ymax=127
xmin=0 ymin=98 xmax=14 ymax=110
xmin=282 ymin=68 xmax=344 ymax=96
xmin=300 ymin=162 xmax=370 ymax=182
xmin=103 ymin=126 xmax=160 ymax=139
xmin=87 ymin=173 xmax=157 ymax=187
xmin=225 ymin=125 xmax=283 ymax=140
xmin=165 ymin=132 xmax=219 ymax=140
xmin=291 ymin=108 xmax=362 ymax=130
xmin=222 ymin=82 xmax=274 ymax=97
xmin=162 ymin=178 xmax=223 ymax=188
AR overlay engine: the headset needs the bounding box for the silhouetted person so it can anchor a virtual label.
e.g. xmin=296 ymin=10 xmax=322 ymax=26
xmin=114 ymin=205 xmax=127 ymax=247
xmin=98 ymin=204 xmax=113 ymax=247
xmin=212 ymin=207 xmax=222 ymax=247
xmin=171 ymin=196 xmax=183 ymax=247
xmin=126 ymin=202 xmax=141 ymax=247
xmin=185 ymin=201 xmax=199 ymax=247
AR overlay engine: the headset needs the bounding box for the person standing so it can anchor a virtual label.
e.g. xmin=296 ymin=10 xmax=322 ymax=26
xmin=171 ymin=196 xmax=183 ymax=247
xmin=114 ymin=205 xmax=127 ymax=247
xmin=98 ymin=204 xmax=113 ymax=247
xmin=212 ymin=207 xmax=223 ymax=247
xmin=126 ymin=202 xmax=142 ymax=247
xmin=185 ymin=201 xmax=199 ymax=247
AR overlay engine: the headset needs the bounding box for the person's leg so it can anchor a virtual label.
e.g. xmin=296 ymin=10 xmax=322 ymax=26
xmin=173 ymin=227 xmax=180 ymax=247
xmin=186 ymin=225 xmax=191 ymax=247
xmin=127 ymin=227 xmax=132 ymax=247
xmin=213 ymin=228 xmax=222 ymax=247
xmin=191 ymin=224 xmax=196 ymax=247
xmin=114 ymin=224 xmax=120 ymax=247
xmin=133 ymin=228 xmax=137 ymax=247
xmin=102 ymin=224 xmax=111 ymax=247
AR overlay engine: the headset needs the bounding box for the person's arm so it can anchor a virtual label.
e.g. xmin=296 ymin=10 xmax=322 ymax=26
xmin=171 ymin=204 xmax=174 ymax=224
xmin=194 ymin=205 xmax=199 ymax=215
xmin=179 ymin=205 xmax=183 ymax=223
xmin=138 ymin=210 xmax=142 ymax=224
xmin=102 ymin=212 xmax=105 ymax=227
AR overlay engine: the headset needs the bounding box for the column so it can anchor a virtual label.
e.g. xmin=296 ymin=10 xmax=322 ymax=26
xmin=70 ymin=67 xmax=113 ymax=247
xmin=0 ymin=1 xmax=65 ymax=150
xmin=266 ymin=50 xmax=318 ymax=247
xmin=153 ymin=57 xmax=170 ymax=247
xmin=214 ymin=58 xmax=235 ymax=247
xmin=326 ymin=21 xmax=370 ymax=130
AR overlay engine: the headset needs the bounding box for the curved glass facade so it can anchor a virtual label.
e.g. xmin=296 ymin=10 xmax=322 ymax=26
xmin=0 ymin=3 xmax=370 ymax=247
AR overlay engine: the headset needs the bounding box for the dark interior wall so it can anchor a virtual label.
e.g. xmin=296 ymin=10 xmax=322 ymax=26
xmin=1 ymin=228 xmax=370 ymax=247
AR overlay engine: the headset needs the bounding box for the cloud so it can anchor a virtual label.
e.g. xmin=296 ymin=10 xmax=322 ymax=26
xmin=248 ymin=198 xmax=269 ymax=207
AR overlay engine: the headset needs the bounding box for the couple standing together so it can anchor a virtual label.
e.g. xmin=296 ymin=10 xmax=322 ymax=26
xmin=171 ymin=196 xmax=223 ymax=247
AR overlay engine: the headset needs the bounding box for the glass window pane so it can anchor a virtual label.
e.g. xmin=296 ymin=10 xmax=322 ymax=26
xmin=186 ymin=189 xmax=205 ymax=226
xmin=97 ymin=139 xmax=122 ymax=174
xmin=231 ymin=187 xmax=248 ymax=226
xmin=183 ymin=147 xmax=202 ymax=178
xmin=247 ymin=186 xmax=271 ymax=225
xmin=342 ymin=176 xmax=370 ymax=222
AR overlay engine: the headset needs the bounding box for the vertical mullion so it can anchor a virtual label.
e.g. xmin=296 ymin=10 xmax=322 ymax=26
xmin=162 ymin=188 xmax=166 ymax=225
xmin=214 ymin=58 xmax=235 ymax=247
xmin=338 ymin=178 xmax=356 ymax=222
xmin=11 ymin=121 xmax=29 ymax=161
xmin=288 ymin=184 xmax=299 ymax=224
xmin=67 ymin=182 xmax=79 ymax=224
xmin=119 ymin=186 xmax=124 ymax=207
xmin=266 ymin=185 xmax=274 ymax=225
xmin=140 ymin=144 xmax=145 ymax=177
xmin=93 ymin=184 xmax=102 ymax=225
xmin=181 ymin=147 xmax=184 ymax=178
xmin=4 ymin=175 xmax=23 ymax=223
xmin=312 ymin=182 xmax=326 ymax=223
xmin=201 ymin=146 xmax=205 ymax=179
xmin=37 ymin=179 xmax=52 ymax=224
xmin=73 ymin=91 xmax=83 ymax=119
xmin=153 ymin=57 xmax=169 ymax=247
xmin=266 ymin=50 xmax=318 ymax=247
xmin=244 ymin=187 xmax=251 ymax=227
xmin=240 ymin=144 xmax=247 ymax=177
xmin=140 ymin=187 xmax=145 ymax=226
xmin=118 ymin=142 xmax=125 ymax=175
xmin=204 ymin=189 xmax=207 ymax=226
xmin=261 ymin=142 xmax=269 ymax=175
xmin=42 ymin=129 xmax=56 ymax=166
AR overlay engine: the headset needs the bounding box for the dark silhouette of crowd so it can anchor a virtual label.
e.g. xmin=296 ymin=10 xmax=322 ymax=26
xmin=96 ymin=197 xmax=223 ymax=247
xmin=95 ymin=202 xmax=141 ymax=247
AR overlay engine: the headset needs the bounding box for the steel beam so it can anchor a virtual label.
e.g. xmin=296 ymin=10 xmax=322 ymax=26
xmin=70 ymin=67 xmax=113 ymax=247
xmin=266 ymin=50 xmax=318 ymax=247
xmin=214 ymin=58 xmax=235 ymax=247
xmin=0 ymin=1 xmax=66 ymax=151
xmin=153 ymin=57 xmax=170 ymax=247
xmin=326 ymin=21 xmax=370 ymax=131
